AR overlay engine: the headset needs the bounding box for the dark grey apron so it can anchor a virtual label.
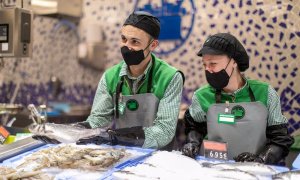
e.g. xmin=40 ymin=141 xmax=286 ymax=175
xmin=115 ymin=93 xmax=159 ymax=128
xmin=112 ymin=59 xmax=182 ymax=151
xmin=205 ymin=88 xmax=268 ymax=159
xmin=113 ymin=58 xmax=158 ymax=129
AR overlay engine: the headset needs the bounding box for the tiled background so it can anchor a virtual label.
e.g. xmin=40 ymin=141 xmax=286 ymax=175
xmin=0 ymin=0 xmax=299 ymax=135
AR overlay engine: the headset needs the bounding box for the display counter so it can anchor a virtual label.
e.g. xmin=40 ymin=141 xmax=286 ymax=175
xmin=1 ymin=142 xmax=298 ymax=180
xmin=0 ymin=137 xmax=45 ymax=163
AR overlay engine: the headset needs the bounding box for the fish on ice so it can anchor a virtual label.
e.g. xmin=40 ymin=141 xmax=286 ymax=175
xmin=28 ymin=123 xmax=108 ymax=143
xmin=272 ymin=170 xmax=300 ymax=180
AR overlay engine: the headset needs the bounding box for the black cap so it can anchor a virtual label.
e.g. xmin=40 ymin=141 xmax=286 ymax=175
xmin=123 ymin=11 xmax=160 ymax=39
xmin=197 ymin=33 xmax=249 ymax=72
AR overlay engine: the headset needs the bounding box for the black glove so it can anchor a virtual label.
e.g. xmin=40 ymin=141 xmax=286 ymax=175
xmin=257 ymin=144 xmax=286 ymax=164
xmin=76 ymin=126 xmax=145 ymax=147
xmin=32 ymin=135 xmax=61 ymax=144
xmin=182 ymin=141 xmax=200 ymax=158
xmin=234 ymin=124 xmax=294 ymax=165
xmin=233 ymin=152 xmax=263 ymax=163
xmin=107 ymin=126 xmax=145 ymax=146
xmin=233 ymin=145 xmax=284 ymax=164
xmin=261 ymin=124 xmax=294 ymax=165
xmin=76 ymin=135 xmax=111 ymax=145
xmin=182 ymin=110 xmax=207 ymax=158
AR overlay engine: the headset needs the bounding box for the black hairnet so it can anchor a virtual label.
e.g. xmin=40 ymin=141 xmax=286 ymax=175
xmin=123 ymin=11 xmax=160 ymax=39
xmin=198 ymin=33 xmax=249 ymax=72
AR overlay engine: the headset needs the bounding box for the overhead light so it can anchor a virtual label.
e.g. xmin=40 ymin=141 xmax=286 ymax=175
xmin=28 ymin=0 xmax=82 ymax=18
xmin=30 ymin=0 xmax=58 ymax=8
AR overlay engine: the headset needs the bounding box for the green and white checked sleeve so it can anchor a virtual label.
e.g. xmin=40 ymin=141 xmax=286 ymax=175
xmin=188 ymin=93 xmax=207 ymax=123
xmin=86 ymin=72 xmax=113 ymax=128
xmin=267 ymin=85 xmax=288 ymax=126
xmin=143 ymin=72 xmax=184 ymax=149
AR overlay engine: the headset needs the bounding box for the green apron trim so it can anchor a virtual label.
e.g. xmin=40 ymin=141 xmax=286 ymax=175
xmin=290 ymin=135 xmax=300 ymax=150
xmin=105 ymin=54 xmax=178 ymax=100
xmin=195 ymin=79 xmax=269 ymax=113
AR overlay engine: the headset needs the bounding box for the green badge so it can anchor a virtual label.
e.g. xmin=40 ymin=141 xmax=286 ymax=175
xmin=231 ymin=105 xmax=245 ymax=119
xmin=126 ymin=99 xmax=139 ymax=111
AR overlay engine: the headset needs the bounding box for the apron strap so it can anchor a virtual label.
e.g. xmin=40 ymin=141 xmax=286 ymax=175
xmin=215 ymin=85 xmax=256 ymax=103
xmin=248 ymin=86 xmax=256 ymax=102
xmin=147 ymin=58 xmax=155 ymax=93
xmin=215 ymin=89 xmax=222 ymax=103
xmin=115 ymin=76 xmax=124 ymax=119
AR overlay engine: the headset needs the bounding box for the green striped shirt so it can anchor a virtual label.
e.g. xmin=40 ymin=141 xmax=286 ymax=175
xmin=87 ymin=60 xmax=183 ymax=149
xmin=189 ymin=80 xmax=287 ymax=126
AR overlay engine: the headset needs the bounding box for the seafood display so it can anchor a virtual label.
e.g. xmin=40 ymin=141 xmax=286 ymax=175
xmin=112 ymin=151 xmax=287 ymax=180
xmin=272 ymin=170 xmax=300 ymax=180
xmin=0 ymin=166 xmax=52 ymax=180
xmin=202 ymin=161 xmax=277 ymax=176
xmin=1 ymin=145 xmax=297 ymax=179
xmin=0 ymin=166 xmax=16 ymax=175
xmin=0 ymin=144 xmax=137 ymax=180
xmin=28 ymin=123 xmax=108 ymax=143
xmin=16 ymin=145 xmax=128 ymax=171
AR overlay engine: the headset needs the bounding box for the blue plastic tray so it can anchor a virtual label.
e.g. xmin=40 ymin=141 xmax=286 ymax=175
xmin=292 ymin=153 xmax=300 ymax=170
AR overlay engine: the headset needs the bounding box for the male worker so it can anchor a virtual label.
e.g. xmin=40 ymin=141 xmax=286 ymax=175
xmin=33 ymin=11 xmax=184 ymax=150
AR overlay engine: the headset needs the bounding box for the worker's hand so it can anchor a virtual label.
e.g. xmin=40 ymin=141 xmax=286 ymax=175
xmin=76 ymin=135 xmax=111 ymax=145
xmin=233 ymin=152 xmax=263 ymax=163
xmin=76 ymin=126 xmax=145 ymax=147
xmin=182 ymin=142 xmax=200 ymax=158
xmin=32 ymin=135 xmax=61 ymax=144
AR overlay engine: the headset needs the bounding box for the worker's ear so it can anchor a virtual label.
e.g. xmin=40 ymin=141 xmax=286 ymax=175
xmin=232 ymin=59 xmax=238 ymax=68
xmin=149 ymin=39 xmax=159 ymax=51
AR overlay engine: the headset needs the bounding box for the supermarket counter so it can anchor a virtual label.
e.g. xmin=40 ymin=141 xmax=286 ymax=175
xmin=0 ymin=142 xmax=295 ymax=180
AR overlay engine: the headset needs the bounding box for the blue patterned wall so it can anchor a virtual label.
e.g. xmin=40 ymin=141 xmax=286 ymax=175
xmin=0 ymin=0 xmax=299 ymax=135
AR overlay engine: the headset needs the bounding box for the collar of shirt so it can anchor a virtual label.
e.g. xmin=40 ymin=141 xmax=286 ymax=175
xmin=222 ymin=76 xmax=248 ymax=96
xmin=119 ymin=57 xmax=153 ymax=81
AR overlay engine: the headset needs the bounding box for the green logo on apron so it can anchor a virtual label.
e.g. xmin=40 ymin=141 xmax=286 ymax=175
xmin=126 ymin=99 xmax=139 ymax=111
xmin=231 ymin=105 xmax=245 ymax=119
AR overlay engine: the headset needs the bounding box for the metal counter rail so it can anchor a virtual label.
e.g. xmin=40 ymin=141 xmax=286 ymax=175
xmin=0 ymin=137 xmax=45 ymax=163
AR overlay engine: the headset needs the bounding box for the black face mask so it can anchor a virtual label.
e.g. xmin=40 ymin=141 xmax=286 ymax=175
xmin=205 ymin=59 xmax=233 ymax=90
xmin=121 ymin=40 xmax=153 ymax=66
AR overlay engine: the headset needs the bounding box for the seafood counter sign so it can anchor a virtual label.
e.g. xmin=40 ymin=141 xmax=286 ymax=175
xmin=0 ymin=126 xmax=9 ymax=144
xmin=203 ymin=140 xmax=228 ymax=161
xmin=134 ymin=0 xmax=196 ymax=55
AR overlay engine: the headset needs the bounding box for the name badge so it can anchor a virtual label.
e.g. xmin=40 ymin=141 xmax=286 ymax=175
xmin=203 ymin=140 xmax=228 ymax=161
xmin=218 ymin=114 xmax=235 ymax=124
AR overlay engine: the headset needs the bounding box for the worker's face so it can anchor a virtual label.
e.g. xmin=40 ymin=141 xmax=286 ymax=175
xmin=120 ymin=25 xmax=155 ymax=55
xmin=120 ymin=25 xmax=159 ymax=66
xmin=202 ymin=54 xmax=236 ymax=74
xmin=202 ymin=54 xmax=237 ymax=90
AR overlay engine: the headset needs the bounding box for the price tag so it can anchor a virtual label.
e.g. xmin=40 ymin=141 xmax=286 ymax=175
xmin=0 ymin=126 xmax=10 ymax=144
xmin=203 ymin=140 xmax=228 ymax=161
